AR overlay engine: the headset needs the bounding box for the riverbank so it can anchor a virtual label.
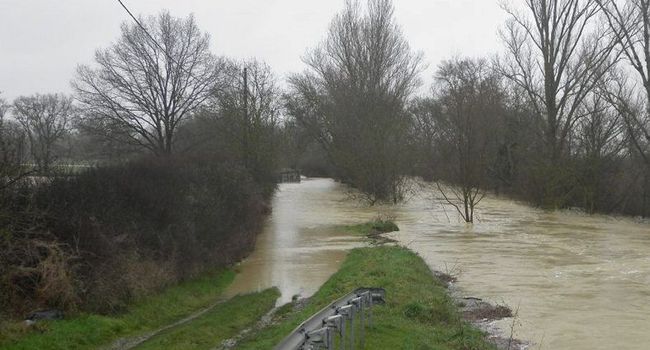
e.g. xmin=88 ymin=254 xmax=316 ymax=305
xmin=2 ymin=231 xmax=518 ymax=350
xmin=2 ymin=212 xmax=528 ymax=350
xmin=235 ymin=245 xmax=499 ymax=349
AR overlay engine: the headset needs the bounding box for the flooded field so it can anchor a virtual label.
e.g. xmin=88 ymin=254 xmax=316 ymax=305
xmin=225 ymin=178 xmax=650 ymax=349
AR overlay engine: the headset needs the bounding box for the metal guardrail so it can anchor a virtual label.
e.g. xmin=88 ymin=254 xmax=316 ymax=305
xmin=274 ymin=287 xmax=386 ymax=350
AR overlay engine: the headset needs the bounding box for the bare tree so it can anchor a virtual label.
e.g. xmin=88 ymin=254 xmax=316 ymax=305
xmin=288 ymin=0 xmax=423 ymax=203
xmin=0 ymin=95 xmax=28 ymax=189
xmin=598 ymin=68 xmax=650 ymax=213
xmin=74 ymin=11 xmax=224 ymax=156
xmin=0 ymin=97 xmax=7 ymax=119
xmin=575 ymin=90 xmax=626 ymax=161
xmin=409 ymin=97 xmax=443 ymax=178
xmin=573 ymin=86 xmax=627 ymax=212
xmin=433 ymin=58 xmax=506 ymax=223
xmin=13 ymin=94 xmax=72 ymax=173
xmin=597 ymin=1 xmax=650 ymax=208
xmin=499 ymin=0 xmax=616 ymax=161
xmin=199 ymin=59 xmax=282 ymax=182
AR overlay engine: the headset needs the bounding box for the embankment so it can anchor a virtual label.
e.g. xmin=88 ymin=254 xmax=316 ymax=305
xmin=236 ymin=245 xmax=500 ymax=349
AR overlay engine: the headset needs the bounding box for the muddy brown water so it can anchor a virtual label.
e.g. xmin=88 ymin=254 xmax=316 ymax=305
xmin=224 ymin=178 xmax=650 ymax=349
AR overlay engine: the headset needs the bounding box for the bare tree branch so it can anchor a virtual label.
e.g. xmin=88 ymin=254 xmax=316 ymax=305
xmin=13 ymin=93 xmax=72 ymax=173
xmin=73 ymin=11 xmax=225 ymax=156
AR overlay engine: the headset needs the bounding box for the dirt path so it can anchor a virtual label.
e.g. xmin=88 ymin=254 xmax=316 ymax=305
xmin=105 ymin=298 xmax=228 ymax=350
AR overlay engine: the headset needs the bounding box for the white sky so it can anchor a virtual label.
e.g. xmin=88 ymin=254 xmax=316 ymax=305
xmin=0 ymin=0 xmax=509 ymax=100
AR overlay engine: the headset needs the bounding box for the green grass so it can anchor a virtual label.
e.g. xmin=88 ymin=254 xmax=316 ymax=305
xmin=0 ymin=270 xmax=236 ymax=350
xmin=237 ymin=246 xmax=495 ymax=350
xmin=342 ymin=219 xmax=400 ymax=235
xmin=135 ymin=288 xmax=280 ymax=350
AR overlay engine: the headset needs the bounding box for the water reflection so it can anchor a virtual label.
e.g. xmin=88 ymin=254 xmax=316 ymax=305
xmin=223 ymin=178 xmax=375 ymax=304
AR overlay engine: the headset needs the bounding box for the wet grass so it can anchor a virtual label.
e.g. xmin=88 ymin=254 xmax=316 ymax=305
xmin=135 ymin=288 xmax=280 ymax=350
xmin=0 ymin=270 xmax=236 ymax=350
xmin=236 ymin=246 xmax=496 ymax=350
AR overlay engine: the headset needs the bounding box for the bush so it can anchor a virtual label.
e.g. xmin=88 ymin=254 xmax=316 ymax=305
xmin=371 ymin=218 xmax=400 ymax=233
xmin=0 ymin=155 xmax=274 ymax=316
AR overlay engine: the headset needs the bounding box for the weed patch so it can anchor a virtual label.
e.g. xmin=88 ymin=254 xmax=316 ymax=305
xmin=0 ymin=270 xmax=235 ymax=350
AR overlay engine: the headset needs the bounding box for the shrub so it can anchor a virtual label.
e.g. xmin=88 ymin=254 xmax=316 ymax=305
xmin=0 ymin=155 xmax=274 ymax=316
xmin=371 ymin=218 xmax=400 ymax=233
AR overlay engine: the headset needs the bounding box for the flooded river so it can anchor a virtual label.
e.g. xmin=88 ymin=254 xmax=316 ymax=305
xmin=223 ymin=178 xmax=376 ymax=304
xmin=225 ymin=178 xmax=650 ymax=349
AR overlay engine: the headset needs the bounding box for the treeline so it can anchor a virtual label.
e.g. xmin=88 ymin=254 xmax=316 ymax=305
xmin=284 ymin=0 xmax=650 ymax=219
xmin=0 ymin=12 xmax=289 ymax=316
xmin=409 ymin=0 xmax=650 ymax=219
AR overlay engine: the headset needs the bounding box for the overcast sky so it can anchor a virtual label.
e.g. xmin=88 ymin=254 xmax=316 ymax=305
xmin=0 ymin=0 xmax=509 ymax=100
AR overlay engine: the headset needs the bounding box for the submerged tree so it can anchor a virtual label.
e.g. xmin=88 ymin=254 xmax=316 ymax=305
xmin=432 ymin=58 xmax=506 ymax=223
xmin=13 ymin=93 xmax=72 ymax=173
xmin=288 ymin=0 xmax=423 ymax=203
xmin=74 ymin=11 xmax=224 ymax=156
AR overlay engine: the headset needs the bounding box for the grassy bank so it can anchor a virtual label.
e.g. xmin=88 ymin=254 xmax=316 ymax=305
xmin=135 ymin=288 xmax=279 ymax=350
xmin=0 ymin=269 xmax=237 ymax=350
xmin=237 ymin=246 xmax=496 ymax=350
xmin=2 ymin=220 xmax=496 ymax=350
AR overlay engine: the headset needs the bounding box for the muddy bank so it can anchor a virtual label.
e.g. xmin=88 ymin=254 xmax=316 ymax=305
xmin=436 ymin=273 xmax=530 ymax=350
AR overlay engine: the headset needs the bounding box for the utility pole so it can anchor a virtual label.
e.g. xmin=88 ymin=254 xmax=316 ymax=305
xmin=243 ymin=67 xmax=250 ymax=168
xmin=243 ymin=67 xmax=249 ymax=123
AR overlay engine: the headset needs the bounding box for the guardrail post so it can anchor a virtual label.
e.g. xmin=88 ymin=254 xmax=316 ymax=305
xmin=360 ymin=290 xmax=373 ymax=328
xmin=305 ymin=327 xmax=331 ymax=350
xmin=274 ymin=288 xmax=385 ymax=350
xmin=338 ymin=304 xmax=355 ymax=349
xmin=350 ymin=296 xmax=364 ymax=348
xmin=324 ymin=315 xmax=343 ymax=350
